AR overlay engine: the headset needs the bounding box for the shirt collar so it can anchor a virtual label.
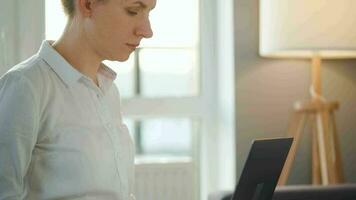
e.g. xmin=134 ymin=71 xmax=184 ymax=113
xmin=97 ymin=63 xmax=117 ymax=93
xmin=37 ymin=40 xmax=117 ymax=91
xmin=38 ymin=40 xmax=83 ymax=87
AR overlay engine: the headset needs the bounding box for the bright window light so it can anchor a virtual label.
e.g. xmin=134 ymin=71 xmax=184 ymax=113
xmin=45 ymin=0 xmax=67 ymax=40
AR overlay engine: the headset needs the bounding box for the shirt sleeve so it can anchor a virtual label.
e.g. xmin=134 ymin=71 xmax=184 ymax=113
xmin=0 ymin=72 xmax=40 ymax=199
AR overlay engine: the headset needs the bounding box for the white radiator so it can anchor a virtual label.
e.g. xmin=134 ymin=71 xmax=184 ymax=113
xmin=134 ymin=159 xmax=195 ymax=200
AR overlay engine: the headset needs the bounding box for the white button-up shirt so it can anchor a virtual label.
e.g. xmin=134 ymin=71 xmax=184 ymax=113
xmin=0 ymin=41 xmax=136 ymax=200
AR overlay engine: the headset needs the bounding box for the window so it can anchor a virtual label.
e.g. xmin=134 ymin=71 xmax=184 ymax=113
xmin=45 ymin=0 xmax=67 ymax=41
xmin=125 ymin=118 xmax=197 ymax=156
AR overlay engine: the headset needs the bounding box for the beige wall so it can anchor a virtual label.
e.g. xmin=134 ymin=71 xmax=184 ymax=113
xmin=234 ymin=0 xmax=356 ymax=184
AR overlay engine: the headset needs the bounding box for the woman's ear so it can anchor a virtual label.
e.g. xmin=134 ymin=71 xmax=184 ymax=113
xmin=77 ymin=0 xmax=95 ymax=17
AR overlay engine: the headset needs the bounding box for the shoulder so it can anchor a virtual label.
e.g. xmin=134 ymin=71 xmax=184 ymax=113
xmin=0 ymin=54 xmax=59 ymax=114
xmin=1 ymin=54 xmax=52 ymax=95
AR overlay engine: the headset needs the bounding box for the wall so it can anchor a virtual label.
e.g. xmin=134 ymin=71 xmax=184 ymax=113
xmin=0 ymin=0 xmax=44 ymax=74
xmin=234 ymin=0 xmax=356 ymax=184
xmin=0 ymin=0 xmax=17 ymax=74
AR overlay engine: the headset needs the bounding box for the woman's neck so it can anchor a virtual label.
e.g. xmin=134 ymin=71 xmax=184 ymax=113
xmin=52 ymin=19 xmax=102 ymax=86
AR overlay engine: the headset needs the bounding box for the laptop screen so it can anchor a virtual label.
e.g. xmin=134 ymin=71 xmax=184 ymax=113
xmin=231 ymin=138 xmax=293 ymax=200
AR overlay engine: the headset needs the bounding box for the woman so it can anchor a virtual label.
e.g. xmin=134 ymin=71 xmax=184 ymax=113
xmin=0 ymin=0 xmax=155 ymax=199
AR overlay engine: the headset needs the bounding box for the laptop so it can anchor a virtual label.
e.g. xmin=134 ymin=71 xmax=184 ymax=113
xmin=231 ymin=137 xmax=293 ymax=200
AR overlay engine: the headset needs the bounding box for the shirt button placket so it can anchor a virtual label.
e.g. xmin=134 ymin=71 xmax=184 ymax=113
xmin=90 ymin=84 xmax=123 ymax=196
xmin=98 ymin=97 xmax=122 ymax=177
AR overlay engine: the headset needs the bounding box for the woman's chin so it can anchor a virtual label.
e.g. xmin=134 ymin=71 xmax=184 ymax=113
xmin=108 ymin=54 xmax=130 ymax=62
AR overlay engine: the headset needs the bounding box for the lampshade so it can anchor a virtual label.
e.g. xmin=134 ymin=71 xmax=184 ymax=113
xmin=260 ymin=0 xmax=356 ymax=59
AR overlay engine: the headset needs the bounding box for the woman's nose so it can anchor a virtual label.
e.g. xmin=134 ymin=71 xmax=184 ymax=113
xmin=135 ymin=18 xmax=153 ymax=39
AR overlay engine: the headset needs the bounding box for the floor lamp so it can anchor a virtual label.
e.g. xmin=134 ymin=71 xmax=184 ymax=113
xmin=259 ymin=0 xmax=356 ymax=185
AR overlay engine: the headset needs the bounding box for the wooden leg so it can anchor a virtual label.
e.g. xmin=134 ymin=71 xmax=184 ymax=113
xmin=323 ymin=110 xmax=340 ymax=184
xmin=311 ymin=114 xmax=321 ymax=185
xmin=280 ymin=100 xmax=344 ymax=186
xmin=278 ymin=112 xmax=307 ymax=185
xmin=324 ymin=110 xmax=338 ymax=184
xmin=315 ymin=111 xmax=330 ymax=185
xmin=318 ymin=109 xmax=342 ymax=185
xmin=330 ymin=111 xmax=344 ymax=183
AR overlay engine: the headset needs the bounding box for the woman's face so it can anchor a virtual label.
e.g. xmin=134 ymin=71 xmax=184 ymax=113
xmin=84 ymin=0 xmax=156 ymax=61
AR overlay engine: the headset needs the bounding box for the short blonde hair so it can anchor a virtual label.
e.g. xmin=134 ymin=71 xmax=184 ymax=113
xmin=61 ymin=0 xmax=75 ymax=18
xmin=60 ymin=0 xmax=108 ymax=18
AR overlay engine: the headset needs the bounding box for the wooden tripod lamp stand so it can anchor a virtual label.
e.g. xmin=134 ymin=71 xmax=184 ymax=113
xmin=259 ymin=0 xmax=356 ymax=185
xmin=278 ymin=55 xmax=344 ymax=185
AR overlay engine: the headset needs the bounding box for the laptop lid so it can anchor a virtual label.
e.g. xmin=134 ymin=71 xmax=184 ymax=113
xmin=231 ymin=137 xmax=293 ymax=200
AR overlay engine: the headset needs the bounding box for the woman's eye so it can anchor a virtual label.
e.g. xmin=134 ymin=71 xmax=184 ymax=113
xmin=126 ymin=9 xmax=138 ymax=16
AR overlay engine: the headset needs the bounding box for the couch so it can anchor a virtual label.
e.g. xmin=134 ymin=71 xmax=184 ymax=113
xmin=208 ymin=184 xmax=356 ymax=200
